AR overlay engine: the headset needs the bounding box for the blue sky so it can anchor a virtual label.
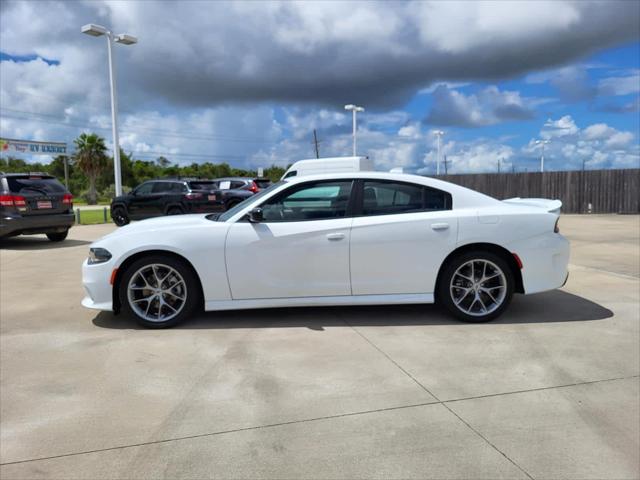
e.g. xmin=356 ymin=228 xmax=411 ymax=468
xmin=1 ymin=1 xmax=639 ymax=174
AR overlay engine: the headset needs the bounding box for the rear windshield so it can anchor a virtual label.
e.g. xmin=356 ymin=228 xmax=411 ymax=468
xmin=188 ymin=181 xmax=218 ymax=190
xmin=6 ymin=177 xmax=66 ymax=194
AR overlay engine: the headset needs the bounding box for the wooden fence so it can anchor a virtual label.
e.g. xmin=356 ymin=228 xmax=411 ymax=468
xmin=436 ymin=169 xmax=639 ymax=214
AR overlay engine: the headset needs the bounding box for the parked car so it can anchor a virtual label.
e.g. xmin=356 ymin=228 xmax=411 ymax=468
xmin=83 ymin=171 xmax=569 ymax=328
xmin=0 ymin=172 xmax=74 ymax=241
xmin=110 ymin=179 xmax=231 ymax=226
xmin=215 ymin=177 xmax=272 ymax=193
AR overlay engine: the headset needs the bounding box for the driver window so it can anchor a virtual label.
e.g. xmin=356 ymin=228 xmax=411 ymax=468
xmin=135 ymin=182 xmax=154 ymax=195
xmin=261 ymin=180 xmax=353 ymax=222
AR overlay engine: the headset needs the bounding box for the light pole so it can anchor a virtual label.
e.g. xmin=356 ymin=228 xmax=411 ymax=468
xmin=344 ymin=104 xmax=364 ymax=156
xmin=433 ymin=130 xmax=444 ymax=175
xmin=535 ymin=139 xmax=550 ymax=173
xmin=82 ymin=24 xmax=137 ymax=197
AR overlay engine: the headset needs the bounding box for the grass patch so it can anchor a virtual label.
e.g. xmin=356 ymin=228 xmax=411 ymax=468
xmin=78 ymin=208 xmax=112 ymax=225
xmin=73 ymin=201 xmax=111 ymax=206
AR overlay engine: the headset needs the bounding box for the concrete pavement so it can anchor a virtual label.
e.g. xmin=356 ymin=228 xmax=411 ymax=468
xmin=0 ymin=215 xmax=638 ymax=479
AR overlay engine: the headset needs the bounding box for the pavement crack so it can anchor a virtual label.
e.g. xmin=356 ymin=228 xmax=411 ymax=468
xmin=343 ymin=317 xmax=536 ymax=480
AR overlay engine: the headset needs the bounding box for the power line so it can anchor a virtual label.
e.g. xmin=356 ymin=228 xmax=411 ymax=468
xmin=0 ymin=108 xmax=278 ymax=144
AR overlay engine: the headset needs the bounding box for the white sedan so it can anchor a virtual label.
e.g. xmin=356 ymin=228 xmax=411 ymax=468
xmin=82 ymin=172 xmax=569 ymax=328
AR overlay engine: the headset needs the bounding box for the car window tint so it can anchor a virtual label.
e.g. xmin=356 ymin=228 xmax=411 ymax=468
xmin=6 ymin=177 xmax=66 ymax=194
xmin=261 ymin=180 xmax=352 ymax=222
xmin=231 ymin=181 xmax=246 ymax=189
xmin=169 ymin=182 xmax=187 ymax=193
xmin=135 ymin=182 xmax=154 ymax=195
xmin=361 ymin=181 xmax=450 ymax=216
xmin=283 ymin=170 xmax=297 ymax=179
xmin=151 ymin=182 xmax=171 ymax=194
xmin=189 ymin=182 xmax=216 ymax=190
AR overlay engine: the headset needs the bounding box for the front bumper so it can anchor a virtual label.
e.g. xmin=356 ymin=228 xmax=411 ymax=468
xmin=0 ymin=212 xmax=74 ymax=237
xmin=82 ymin=258 xmax=114 ymax=311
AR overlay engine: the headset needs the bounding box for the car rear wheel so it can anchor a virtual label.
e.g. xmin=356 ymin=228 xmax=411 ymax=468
xmin=112 ymin=206 xmax=130 ymax=227
xmin=46 ymin=230 xmax=68 ymax=242
xmin=167 ymin=207 xmax=184 ymax=215
xmin=437 ymin=251 xmax=514 ymax=322
xmin=119 ymin=254 xmax=201 ymax=328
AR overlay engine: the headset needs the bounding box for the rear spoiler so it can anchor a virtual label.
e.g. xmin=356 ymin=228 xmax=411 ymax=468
xmin=502 ymin=197 xmax=562 ymax=214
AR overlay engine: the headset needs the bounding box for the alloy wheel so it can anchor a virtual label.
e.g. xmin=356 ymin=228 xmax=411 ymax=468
xmin=449 ymin=259 xmax=507 ymax=317
xmin=127 ymin=263 xmax=187 ymax=322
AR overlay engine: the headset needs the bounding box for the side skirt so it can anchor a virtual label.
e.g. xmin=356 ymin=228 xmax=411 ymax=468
xmin=204 ymin=293 xmax=434 ymax=312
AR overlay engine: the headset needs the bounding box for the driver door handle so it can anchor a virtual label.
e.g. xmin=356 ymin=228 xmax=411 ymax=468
xmin=326 ymin=233 xmax=345 ymax=241
xmin=431 ymin=223 xmax=450 ymax=231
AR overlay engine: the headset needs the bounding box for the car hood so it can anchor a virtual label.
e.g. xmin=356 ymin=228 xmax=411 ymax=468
xmin=102 ymin=214 xmax=222 ymax=240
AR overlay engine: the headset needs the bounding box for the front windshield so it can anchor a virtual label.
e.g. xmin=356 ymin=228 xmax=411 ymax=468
xmin=213 ymin=181 xmax=286 ymax=222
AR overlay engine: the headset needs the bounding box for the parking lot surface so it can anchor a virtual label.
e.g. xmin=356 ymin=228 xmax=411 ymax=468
xmin=1 ymin=214 xmax=638 ymax=479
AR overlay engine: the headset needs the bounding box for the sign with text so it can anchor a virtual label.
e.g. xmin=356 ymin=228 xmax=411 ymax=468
xmin=0 ymin=138 xmax=67 ymax=155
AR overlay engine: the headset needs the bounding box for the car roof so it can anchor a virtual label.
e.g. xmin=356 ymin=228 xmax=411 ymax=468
xmin=1 ymin=172 xmax=54 ymax=178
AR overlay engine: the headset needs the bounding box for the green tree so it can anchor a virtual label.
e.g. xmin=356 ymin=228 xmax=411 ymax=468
xmin=73 ymin=133 xmax=108 ymax=205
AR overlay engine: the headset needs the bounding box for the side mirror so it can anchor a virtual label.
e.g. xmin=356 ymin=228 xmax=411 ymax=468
xmin=248 ymin=207 xmax=263 ymax=223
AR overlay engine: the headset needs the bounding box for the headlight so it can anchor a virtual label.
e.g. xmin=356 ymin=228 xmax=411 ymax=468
xmin=88 ymin=247 xmax=112 ymax=265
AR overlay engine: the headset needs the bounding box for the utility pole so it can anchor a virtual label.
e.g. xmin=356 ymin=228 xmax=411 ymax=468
xmin=498 ymin=157 xmax=501 ymax=174
xmin=535 ymin=139 xmax=550 ymax=173
xmin=63 ymin=155 xmax=69 ymax=189
xmin=312 ymin=129 xmax=320 ymax=159
xmin=344 ymin=104 xmax=364 ymax=156
xmin=443 ymin=154 xmax=449 ymax=174
xmin=433 ymin=130 xmax=444 ymax=175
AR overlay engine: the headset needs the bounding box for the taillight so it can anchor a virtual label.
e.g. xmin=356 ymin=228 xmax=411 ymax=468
xmin=248 ymin=181 xmax=259 ymax=193
xmin=185 ymin=193 xmax=203 ymax=200
xmin=62 ymin=193 xmax=73 ymax=206
xmin=554 ymin=218 xmax=560 ymax=233
xmin=0 ymin=195 xmax=26 ymax=207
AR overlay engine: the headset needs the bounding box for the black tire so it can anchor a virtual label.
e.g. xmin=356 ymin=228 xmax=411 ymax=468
xmin=112 ymin=206 xmax=130 ymax=227
xmin=167 ymin=207 xmax=184 ymax=215
xmin=118 ymin=254 xmax=201 ymax=328
xmin=46 ymin=230 xmax=69 ymax=242
xmin=437 ymin=251 xmax=514 ymax=323
xmin=225 ymin=200 xmax=240 ymax=210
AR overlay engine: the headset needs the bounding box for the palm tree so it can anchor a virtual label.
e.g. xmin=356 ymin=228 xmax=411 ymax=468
xmin=74 ymin=133 xmax=107 ymax=205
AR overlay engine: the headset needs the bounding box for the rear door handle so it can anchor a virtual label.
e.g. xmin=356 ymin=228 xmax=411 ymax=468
xmin=431 ymin=223 xmax=449 ymax=231
xmin=326 ymin=233 xmax=346 ymax=241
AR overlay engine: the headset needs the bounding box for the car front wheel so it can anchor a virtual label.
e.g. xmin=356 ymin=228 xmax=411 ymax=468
xmin=437 ymin=251 xmax=514 ymax=322
xmin=112 ymin=206 xmax=130 ymax=227
xmin=46 ymin=230 xmax=69 ymax=242
xmin=119 ymin=254 xmax=201 ymax=328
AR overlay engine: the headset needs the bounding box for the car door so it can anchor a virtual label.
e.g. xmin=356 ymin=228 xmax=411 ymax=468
xmin=350 ymin=179 xmax=458 ymax=296
xmin=127 ymin=182 xmax=155 ymax=219
xmin=225 ymin=180 xmax=354 ymax=299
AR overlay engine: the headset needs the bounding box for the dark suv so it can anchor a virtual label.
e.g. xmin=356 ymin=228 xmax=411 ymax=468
xmin=0 ymin=172 xmax=74 ymax=241
xmin=110 ymin=179 xmax=252 ymax=226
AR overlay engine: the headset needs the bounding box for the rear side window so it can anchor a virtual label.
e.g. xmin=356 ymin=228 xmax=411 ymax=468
xmin=361 ymin=180 xmax=451 ymax=216
xmin=6 ymin=177 xmax=66 ymax=194
xmin=231 ymin=181 xmax=246 ymax=189
xmin=170 ymin=182 xmax=188 ymax=193
xmin=189 ymin=181 xmax=216 ymax=191
xmin=283 ymin=170 xmax=297 ymax=179
xmin=151 ymin=182 xmax=172 ymax=194
xmin=261 ymin=180 xmax=353 ymax=222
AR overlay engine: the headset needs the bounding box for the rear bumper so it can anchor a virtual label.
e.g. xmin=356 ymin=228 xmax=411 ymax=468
xmin=509 ymin=233 xmax=570 ymax=294
xmin=0 ymin=212 xmax=74 ymax=237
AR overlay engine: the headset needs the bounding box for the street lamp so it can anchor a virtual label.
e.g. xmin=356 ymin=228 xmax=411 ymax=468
xmin=535 ymin=139 xmax=550 ymax=173
xmin=81 ymin=24 xmax=137 ymax=197
xmin=344 ymin=104 xmax=364 ymax=156
xmin=433 ymin=130 xmax=444 ymax=175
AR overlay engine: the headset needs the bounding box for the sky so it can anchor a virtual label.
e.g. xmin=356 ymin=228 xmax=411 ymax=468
xmin=0 ymin=0 xmax=639 ymax=174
